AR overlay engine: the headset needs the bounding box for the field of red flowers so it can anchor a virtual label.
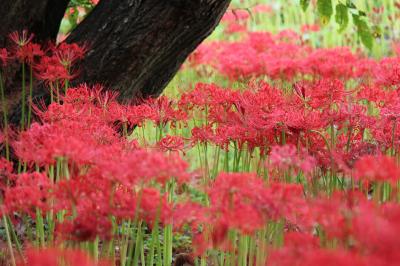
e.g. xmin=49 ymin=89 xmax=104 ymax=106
xmin=1 ymin=1 xmax=400 ymax=266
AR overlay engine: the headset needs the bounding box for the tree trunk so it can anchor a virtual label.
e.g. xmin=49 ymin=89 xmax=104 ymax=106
xmin=0 ymin=0 xmax=69 ymax=46
xmin=1 ymin=0 xmax=231 ymax=122
xmin=67 ymin=0 xmax=231 ymax=100
xmin=0 ymin=0 xmax=70 ymax=122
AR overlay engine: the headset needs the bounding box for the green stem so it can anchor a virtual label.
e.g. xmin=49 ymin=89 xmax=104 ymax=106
xmin=3 ymin=214 xmax=16 ymax=266
xmin=64 ymin=78 xmax=69 ymax=95
xmin=7 ymin=217 xmax=23 ymax=260
xmin=120 ymin=221 xmax=131 ymax=266
xmin=391 ymin=120 xmax=397 ymax=157
xmin=132 ymin=221 xmax=144 ymax=266
xmin=163 ymin=181 xmax=174 ymax=266
xmin=27 ymin=65 xmax=33 ymax=127
xmin=21 ymin=63 xmax=26 ymax=130
xmin=36 ymin=209 xmax=45 ymax=247
xmin=0 ymin=72 xmax=9 ymax=160
xmin=147 ymin=199 xmax=162 ymax=266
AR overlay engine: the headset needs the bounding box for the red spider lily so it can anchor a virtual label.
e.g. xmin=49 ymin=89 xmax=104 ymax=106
xmin=157 ymin=135 xmax=185 ymax=153
xmin=63 ymin=83 xmax=120 ymax=107
xmin=54 ymin=177 xmax=172 ymax=235
xmin=269 ymin=247 xmax=367 ymax=266
xmin=179 ymin=172 xmax=269 ymax=234
xmin=21 ymin=247 xmax=111 ymax=266
xmin=221 ymin=9 xmax=250 ymax=34
xmin=53 ymin=42 xmax=87 ymax=68
xmin=3 ymin=172 xmax=52 ymax=218
xmin=173 ymin=202 xmax=209 ymax=231
xmin=354 ymin=155 xmax=400 ymax=185
xmin=350 ymin=202 xmax=400 ymax=265
xmin=303 ymin=47 xmax=360 ymax=79
xmin=127 ymin=104 xmax=157 ymax=126
xmin=284 ymin=108 xmax=327 ymax=136
xmin=334 ymin=103 xmax=374 ymax=132
xmin=191 ymin=125 xmax=216 ymax=145
xmin=179 ymin=83 xmax=237 ymax=111
xmin=14 ymin=86 xmax=150 ymax=169
xmin=63 ymin=84 xmax=128 ymax=126
xmin=252 ymin=4 xmax=272 ymax=14
xmin=174 ymin=174 xmax=310 ymax=255
xmin=7 ymin=19 xmax=400 ymax=265
xmin=356 ymin=85 xmax=389 ymax=104
xmin=56 ymin=212 xmax=112 ymax=242
xmin=0 ymin=158 xmax=13 ymax=192
xmin=306 ymin=79 xmax=347 ymax=110
xmin=93 ymin=148 xmax=189 ymax=186
xmin=111 ymin=186 xmax=172 ymax=225
xmin=305 ymin=194 xmax=400 ymax=266
xmin=15 ymin=42 xmax=44 ymax=64
xmin=9 ymin=30 xmax=34 ymax=47
xmin=301 ymin=24 xmax=321 ymax=33
xmin=53 ymin=177 xmax=113 ymax=241
xmin=246 ymin=31 xmax=276 ymax=52
xmin=0 ymin=157 xmax=12 ymax=175
xmin=373 ymin=57 xmax=400 ymax=88
xmin=136 ymin=96 xmax=186 ymax=128
xmin=224 ymin=22 xmax=247 ymax=34
xmin=13 ymin=119 xmax=120 ymax=166
xmin=371 ymin=116 xmax=400 ymax=150
xmin=8 ymin=31 xmax=41 ymax=66
xmin=0 ymin=48 xmax=8 ymax=66
xmin=215 ymin=42 xmax=263 ymax=80
xmin=222 ymin=9 xmax=250 ymax=23
xmin=189 ymin=30 xmax=372 ymax=81
xmin=269 ymin=144 xmax=316 ymax=174
xmin=35 ymin=56 xmax=74 ymax=83
xmin=34 ymin=85 xmax=121 ymax=126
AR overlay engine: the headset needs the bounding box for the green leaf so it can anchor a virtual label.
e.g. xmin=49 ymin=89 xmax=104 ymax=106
xmin=346 ymin=0 xmax=357 ymax=9
xmin=317 ymin=0 xmax=333 ymax=25
xmin=300 ymin=0 xmax=311 ymax=11
xmin=371 ymin=25 xmax=382 ymax=38
xmin=335 ymin=3 xmax=349 ymax=32
xmin=352 ymin=14 xmax=374 ymax=50
xmin=358 ymin=10 xmax=367 ymax=17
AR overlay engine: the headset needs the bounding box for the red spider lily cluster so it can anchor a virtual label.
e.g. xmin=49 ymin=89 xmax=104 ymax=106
xmin=189 ymin=30 xmax=385 ymax=82
xmin=1 ymin=6 xmax=400 ymax=266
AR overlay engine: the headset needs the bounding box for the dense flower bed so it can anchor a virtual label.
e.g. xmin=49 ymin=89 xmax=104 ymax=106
xmin=1 ymin=1 xmax=400 ymax=266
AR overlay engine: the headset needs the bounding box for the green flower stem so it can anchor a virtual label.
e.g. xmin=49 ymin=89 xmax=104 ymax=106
xmin=163 ymin=181 xmax=174 ymax=266
xmin=3 ymin=214 xmax=16 ymax=266
xmin=21 ymin=62 xmax=26 ymax=130
xmin=36 ymin=209 xmax=45 ymax=247
xmin=0 ymin=72 xmax=9 ymax=160
xmin=132 ymin=221 xmax=144 ymax=266
xmin=8 ymin=217 xmax=23 ymax=257
xmin=27 ymin=65 xmax=33 ymax=127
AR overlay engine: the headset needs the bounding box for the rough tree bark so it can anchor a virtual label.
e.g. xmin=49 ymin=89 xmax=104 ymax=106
xmin=0 ymin=0 xmax=70 ymax=114
xmin=0 ymin=0 xmax=69 ymax=45
xmin=68 ymin=0 xmax=231 ymax=99
xmin=0 ymin=0 xmax=231 ymax=120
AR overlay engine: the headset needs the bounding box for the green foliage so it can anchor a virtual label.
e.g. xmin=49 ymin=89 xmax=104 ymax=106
xmin=68 ymin=0 xmax=96 ymax=8
xmin=317 ymin=0 xmax=333 ymax=24
xmin=60 ymin=0 xmax=97 ymax=35
xmin=308 ymin=0 xmax=374 ymax=49
xmin=300 ymin=0 xmax=311 ymax=11
xmin=352 ymin=14 xmax=373 ymax=50
xmin=335 ymin=3 xmax=349 ymax=33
